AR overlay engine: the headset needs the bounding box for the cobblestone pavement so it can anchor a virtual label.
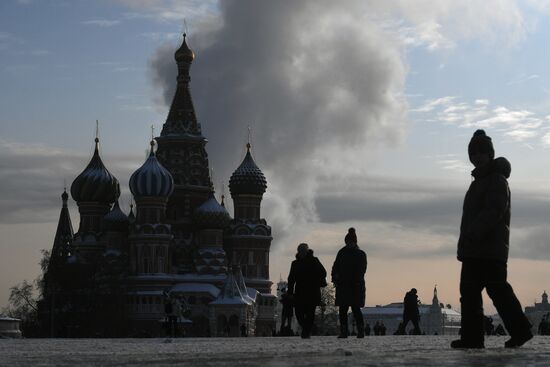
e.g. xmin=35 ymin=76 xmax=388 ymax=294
xmin=1 ymin=336 xmax=549 ymax=366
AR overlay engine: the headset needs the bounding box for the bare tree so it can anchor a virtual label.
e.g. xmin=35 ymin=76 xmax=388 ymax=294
xmin=3 ymin=280 xmax=38 ymax=320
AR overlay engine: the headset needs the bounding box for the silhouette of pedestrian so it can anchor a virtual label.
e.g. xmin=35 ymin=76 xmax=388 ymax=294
xmin=394 ymin=322 xmax=404 ymax=335
xmin=380 ymin=321 xmax=386 ymax=336
xmin=332 ymin=228 xmax=367 ymax=339
xmin=495 ymin=324 xmax=506 ymax=336
xmin=374 ymin=321 xmax=380 ymax=336
xmin=287 ymin=243 xmax=327 ymax=339
xmin=240 ymin=324 xmax=247 ymax=337
xmin=279 ymin=287 xmax=294 ymax=335
xmin=365 ymin=322 xmax=371 ymax=336
xmin=484 ymin=316 xmax=495 ymax=336
xmin=399 ymin=288 xmax=421 ymax=335
xmin=538 ymin=313 xmax=550 ymax=335
xmin=451 ymin=130 xmax=533 ymax=349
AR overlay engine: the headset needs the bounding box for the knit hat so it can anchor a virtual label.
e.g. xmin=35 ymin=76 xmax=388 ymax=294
xmin=297 ymin=243 xmax=309 ymax=256
xmin=344 ymin=227 xmax=357 ymax=246
xmin=468 ymin=129 xmax=494 ymax=159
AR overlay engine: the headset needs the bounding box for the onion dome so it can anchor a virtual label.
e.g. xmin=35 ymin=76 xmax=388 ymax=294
xmin=229 ymin=143 xmax=267 ymax=196
xmin=71 ymin=137 xmax=120 ymax=203
xmin=175 ymin=33 xmax=194 ymax=63
xmin=129 ymin=140 xmax=174 ymax=198
xmin=103 ymin=200 xmax=129 ymax=232
xmin=193 ymin=193 xmax=231 ymax=229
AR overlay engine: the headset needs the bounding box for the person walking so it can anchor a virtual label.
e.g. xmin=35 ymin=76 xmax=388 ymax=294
xmin=331 ymin=228 xmax=367 ymax=338
xmin=287 ymin=243 xmax=327 ymax=339
xmin=279 ymin=287 xmax=294 ymax=336
xmin=451 ymin=130 xmax=532 ymax=349
xmin=399 ymin=288 xmax=421 ymax=335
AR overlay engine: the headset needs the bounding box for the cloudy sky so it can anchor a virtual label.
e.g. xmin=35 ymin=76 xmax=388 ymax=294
xmin=2 ymin=0 xmax=550 ymax=313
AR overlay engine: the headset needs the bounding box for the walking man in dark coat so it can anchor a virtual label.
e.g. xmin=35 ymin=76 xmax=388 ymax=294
xmin=287 ymin=243 xmax=327 ymax=339
xmin=331 ymin=228 xmax=367 ymax=338
xmin=451 ymin=130 xmax=532 ymax=349
xmin=399 ymin=288 xmax=421 ymax=335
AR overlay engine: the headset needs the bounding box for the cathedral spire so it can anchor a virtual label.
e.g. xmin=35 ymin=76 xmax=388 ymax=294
xmin=51 ymin=189 xmax=74 ymax=261
xmin=161 ymin=33 xmax=200 ymax=136
xmin=432 ymin=285 xmax=439 ymax=307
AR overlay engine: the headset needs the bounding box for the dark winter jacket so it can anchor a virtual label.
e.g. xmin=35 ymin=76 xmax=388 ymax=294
xmin=403 ymin=291 xmax=419 ymax=319
xmin=457 ymin=157 xmax=511 ymax=263
xmin=331 ymin=244 xmax=367 ymax=307
xmin=287 ymin=250 xmax=327 ymax=307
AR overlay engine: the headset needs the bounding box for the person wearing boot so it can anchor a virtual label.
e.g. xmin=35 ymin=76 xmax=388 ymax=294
xmin=287 ymin=243 xmax=327 ymax=339
xmin=451 ymin=130 xmax=533 ymax=349
xmin=331 ymin=228 xmax=367 ymax=338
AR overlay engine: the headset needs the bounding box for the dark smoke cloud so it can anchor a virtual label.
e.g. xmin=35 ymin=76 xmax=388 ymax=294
xmin=148 ymin=0 xmax=408 ymax=245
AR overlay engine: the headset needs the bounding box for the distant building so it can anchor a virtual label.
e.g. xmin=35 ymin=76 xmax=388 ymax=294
xmin=525 ymin=291 xmax=550 ymax=332
xmin=361 ymin=287 xmax=461 ymax=335
xmin=0 ymin=316 xmax=22 ymax=338
xmin=40 ymin=34 xmax=276 ymax=337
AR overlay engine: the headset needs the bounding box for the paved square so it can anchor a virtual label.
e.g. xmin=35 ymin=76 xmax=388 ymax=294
xmin=1 ymin=336 xmax=549 ymax=366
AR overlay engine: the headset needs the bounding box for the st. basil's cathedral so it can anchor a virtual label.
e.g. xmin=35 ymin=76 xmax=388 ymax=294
xmin=42 ymin=34 xmax=276 ymax=337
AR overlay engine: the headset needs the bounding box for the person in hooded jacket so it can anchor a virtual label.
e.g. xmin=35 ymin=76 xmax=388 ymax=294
xmin=287 ymin=243 xmax=327 ymax=339
xmin=451 ymin=130 xmax=532 ymax=349
xmin=331 ymin=228 xmax=367 ymax=338
xmin=399 ymin=288 xmax=421 ymax=335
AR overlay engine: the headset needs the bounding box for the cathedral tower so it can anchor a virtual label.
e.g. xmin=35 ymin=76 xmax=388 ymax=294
xmin=70 ymin=135 xmax=119 ymax=258
xmin=129 ymin=139 xmax=175 ymax=275
xmin=155 ymin=34 xmax=211 ymax=237
xmin=225 ymin=143 xmax=272 ymax=293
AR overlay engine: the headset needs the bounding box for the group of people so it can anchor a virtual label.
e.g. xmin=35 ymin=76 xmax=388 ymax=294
xmin=283 ymin=130 xmax=533 ymax=348
xmin=287 ymin=228 xmax=367 ymax=339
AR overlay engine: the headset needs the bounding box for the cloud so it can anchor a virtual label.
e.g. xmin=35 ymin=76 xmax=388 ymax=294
xmin=412 ymin=96 xmax=550 ymax=144
xmin=147 ymin=0 xmax=409 ymax=246
xmin=312 ymin=174 xmax=550 ymax=260
xmin=0 ymin=139 xmax=139 ymax=225
xmin=140 ymin=32 xmax=182 ymax=42
xmin=506 ymin=73 xmax=540 ymax=86
xmin=81 ymin=19 xmax=121 ymax=27
xmin=116 ymin=0 xmax=218 ymax=22
xmin=371 ymin=0 xmax=527 ymax=51
xmin=0 ymin=32 xmax=22 ymax=51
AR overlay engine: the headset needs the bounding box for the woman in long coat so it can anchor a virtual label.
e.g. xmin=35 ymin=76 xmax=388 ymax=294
xmin=288 ymin=243 xmax=327 ymax=339
xmin=331 ymin=228 xmax=367 ymax=338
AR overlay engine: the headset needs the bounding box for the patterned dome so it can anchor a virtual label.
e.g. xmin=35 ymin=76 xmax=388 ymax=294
xmin=103 ymin=200 xmax=129 ymax=232
xmin=71 ymin=138 xmax=120 ymax=203
xmin=175 ymin=33 xmax=194 ymax=63
xmin=193 ymin=193 xmax=231 ymax=229
xmin=229 ymin=145 xmax=267 ymax=196
xmin=129 ymin=141 xmax=174 ymax=198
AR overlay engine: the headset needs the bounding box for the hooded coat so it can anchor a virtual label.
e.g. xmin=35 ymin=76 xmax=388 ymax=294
xmin=403 ymin=291 xmax=420 ymax=319
xmin=457 ymin=157 xmax=511 ymax=263
xmin=288 ymin=250 xmax=327 ymax=307
xmin=331 ymin=244 xmax=367 ymax=307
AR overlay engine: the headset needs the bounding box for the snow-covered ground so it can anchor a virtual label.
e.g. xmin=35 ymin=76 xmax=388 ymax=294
xmin=1 ymin=336 xmax=549 ymax=366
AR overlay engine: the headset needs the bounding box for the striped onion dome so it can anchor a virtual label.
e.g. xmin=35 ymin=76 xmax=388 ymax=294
xmin=103 ymin=200 xmax=129 ymax=232
xmin=129 ymin=140 xmax=174 ymax=198
xmin=71 ymin=138 xmax=120 ymax=203
xmin=193 ymin=192 xmax=231 ymax=229
xmin=229 ymin=144 xmax=267 ymax=196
